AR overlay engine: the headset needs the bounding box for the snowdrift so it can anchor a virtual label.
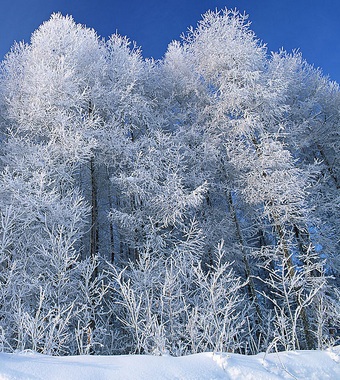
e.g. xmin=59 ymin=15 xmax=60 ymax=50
xmin=0 ymin=347 xmax=339 ymax=380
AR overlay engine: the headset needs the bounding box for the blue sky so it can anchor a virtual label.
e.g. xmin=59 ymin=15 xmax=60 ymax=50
xmin=1 ymin=0 xmax=339 ymax=82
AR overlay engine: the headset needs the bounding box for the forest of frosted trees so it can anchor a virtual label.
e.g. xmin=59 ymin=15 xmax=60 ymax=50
xmin=0 ymin=9 xmax=338 ymax=356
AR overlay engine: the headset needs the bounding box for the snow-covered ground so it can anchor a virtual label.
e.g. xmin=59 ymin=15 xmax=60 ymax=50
xmin=0 ymin=347 xmax=339 ymax=380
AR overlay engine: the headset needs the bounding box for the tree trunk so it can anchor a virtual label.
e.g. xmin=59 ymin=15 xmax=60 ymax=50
xmin=273 ymin=215 xmax=315 ymax=350
xmin=90 ymin=157 xmax=98 ymax=275
xmin=227 ymin=190 xmax=263 ymax=324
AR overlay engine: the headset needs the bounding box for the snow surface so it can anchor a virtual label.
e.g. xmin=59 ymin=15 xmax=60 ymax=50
xmin=0 ymin=347 xmax=339 ymax=380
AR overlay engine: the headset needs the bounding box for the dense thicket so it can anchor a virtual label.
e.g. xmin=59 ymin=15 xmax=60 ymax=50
xmin=0 ymin=9 xmax=338 ymax=355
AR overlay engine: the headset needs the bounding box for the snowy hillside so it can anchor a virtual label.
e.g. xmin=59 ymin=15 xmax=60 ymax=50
xmin=0 ymin=347 xmax=339 ymax=380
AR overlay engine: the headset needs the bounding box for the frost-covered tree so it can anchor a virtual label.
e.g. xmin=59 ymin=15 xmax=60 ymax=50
xmin=108 ymin=240 xmax=248 ymax=356
xmin=166 ymin=9 xmax=275 ymax=335
xmin=0 ymin=14 xmax=108 ymax=354
xmin=268 ymin=51 xmax=340 ymax=281
xmin=93 ymin=33 xmax=152 ymax=262
xmin=109 ymin=128 xmax=208 ymax=262
xmin=173 ymin=8 xmax=334 ymax=350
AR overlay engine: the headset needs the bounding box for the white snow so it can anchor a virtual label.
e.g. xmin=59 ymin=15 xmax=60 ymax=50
xmin=0 ymin=347 xmax=339 ymax=380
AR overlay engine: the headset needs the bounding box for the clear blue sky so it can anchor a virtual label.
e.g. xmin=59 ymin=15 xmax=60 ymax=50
xmin=1 ymin=0 xmax=340 ymax=82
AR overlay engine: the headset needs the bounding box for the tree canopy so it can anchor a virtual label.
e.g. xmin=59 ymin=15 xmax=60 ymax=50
xmin=0 ymin=10 xmax=338 ymax=355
